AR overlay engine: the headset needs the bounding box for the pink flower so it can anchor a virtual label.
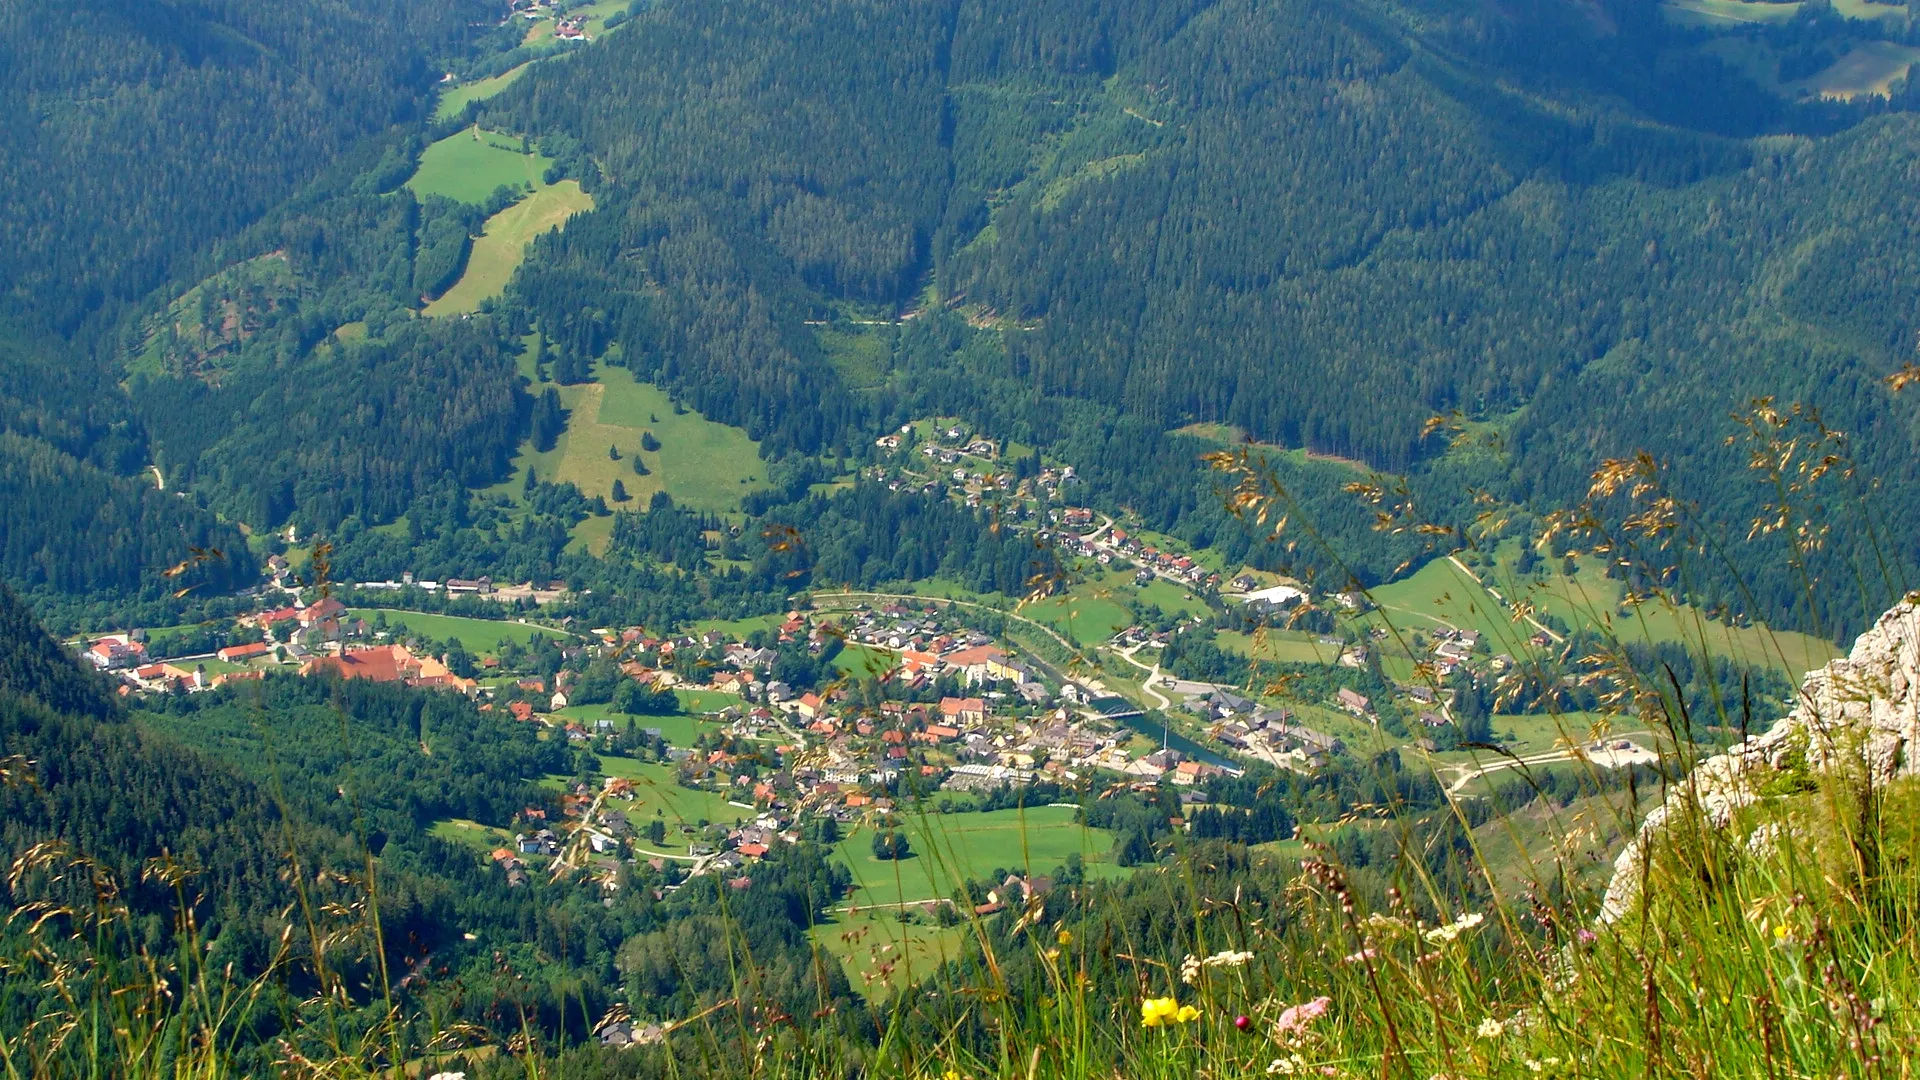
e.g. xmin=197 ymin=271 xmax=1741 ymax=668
xmin=1341 ymin=948 xmax=1376 ymax=965
xmin=1274 ymin=995 xmax=1332 ymax=1035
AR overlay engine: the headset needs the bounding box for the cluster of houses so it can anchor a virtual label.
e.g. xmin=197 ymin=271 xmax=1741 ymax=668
xmin=872 ymin=420 xmax=1080 ymax=516
xmin=1185 ymin=687 xmax=1346 ymax=768
xmin=1098 ymin=526 xmax=1216 ymax=588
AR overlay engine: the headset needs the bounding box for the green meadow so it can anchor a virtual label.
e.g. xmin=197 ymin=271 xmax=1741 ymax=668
xmin=494 ymin=362 xmax=771 ymax=520
xmin=809 ymin=908 xmax=968 ymax=999
xmin=1019 ymin=588 xmax=1132 ymax=647
xmin=829 ymin=805 xmax=1121 ymax=910
xmin=1356 ymin=550 xmax=1839 ymax=680
xmin=586 ymin=757 xmax=756 ymax=832
xmin=349 ymin=609 xmax=574 ymax=656
xmin=406 ymin=127 xmax=552 ymax=205
xmin=424 ymin=181 xmax=592 ymax=315
xmin=553 ymin=703 xmax=710 ymax=747
xmin=433 ymin=64 xmax=533 ymax=122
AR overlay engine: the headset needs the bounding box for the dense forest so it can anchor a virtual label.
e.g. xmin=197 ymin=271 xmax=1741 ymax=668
xmin=471 ymin=0 xmax=1920 ymax=636
xmin=7 ymin=0 xmax=1920 ymax=634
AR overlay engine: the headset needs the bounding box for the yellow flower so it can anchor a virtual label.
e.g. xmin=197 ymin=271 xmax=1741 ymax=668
xmin=1045 ymin=948 xmax=1060 ymax=961
xmin=1773 ymin=923 xmax=1790 ymax=940
xmin=1057 ymin=928 xmax=1072 ymax=946
xmin=1141 ymin=996 xmax=1181 ymax=1028
xmin=1175 ymin=1004 xmax=1201 ymax=1024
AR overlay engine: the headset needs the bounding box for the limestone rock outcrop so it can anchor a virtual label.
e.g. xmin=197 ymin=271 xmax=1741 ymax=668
xmin=1599 ymin=598 xmax=1920 ymax=922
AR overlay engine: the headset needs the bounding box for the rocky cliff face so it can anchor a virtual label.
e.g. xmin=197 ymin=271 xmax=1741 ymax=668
xmin=1599 ymin=598 xmax=1920 ymax=922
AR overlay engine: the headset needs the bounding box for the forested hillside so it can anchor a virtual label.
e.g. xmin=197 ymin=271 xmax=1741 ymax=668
xmin=0 ymin=0 xmax=486 ymax=337
xmin=467 ymin=0 xmax=1920 ymax=635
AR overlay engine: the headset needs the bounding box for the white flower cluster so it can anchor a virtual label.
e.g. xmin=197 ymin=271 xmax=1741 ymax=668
xmin=1179 ymin=948 xmax=1255 ymax=983
xmin=1423 ymin=911 xmax=1485 ymax=944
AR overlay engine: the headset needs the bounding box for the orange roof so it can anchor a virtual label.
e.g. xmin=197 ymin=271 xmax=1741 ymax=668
xmin=942 ymin=646 xmax=1005 ymax=667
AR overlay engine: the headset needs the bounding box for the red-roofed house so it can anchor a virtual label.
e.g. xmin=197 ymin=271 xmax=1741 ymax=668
xmin=939 ymin=696 xmax=986 ymax=724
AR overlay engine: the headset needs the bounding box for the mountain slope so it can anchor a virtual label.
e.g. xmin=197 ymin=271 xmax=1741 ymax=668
xmin=479 ymin=0 xmax=1920 ymax=635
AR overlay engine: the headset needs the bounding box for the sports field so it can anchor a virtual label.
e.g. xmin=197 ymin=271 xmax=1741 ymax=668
xmin=424 ymin=181 xmax=592 ymax=315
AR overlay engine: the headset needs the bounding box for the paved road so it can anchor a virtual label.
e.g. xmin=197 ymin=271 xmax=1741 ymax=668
xmin=1112 ymin=645 xmax=1171 ymax=710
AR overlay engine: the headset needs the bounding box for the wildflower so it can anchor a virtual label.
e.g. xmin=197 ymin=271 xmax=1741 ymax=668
xmin=1267 ymin=1055 xmax=1306 ymax=1075
xmin=1141 ymin=996 xmax=1181 ymax=1028
xmin=1341 ymin=947 xmax=1376 ymax=964
xmin=1176 ymin=1004 xmax=1201 ymax=1023
xmin=1275 ymin=995 xmax=1332 ymax=1036
xmin=1181 ymin=954 xmax=1202 ymax=984
xmin=1476 ymin=1017 xmax=1505 ymax=1039
xmin=1424 ymin=912 xmax=1485 ymax=944
xmin=1203 ymin=948 xmax=1255 ymax=969
xmin=1575 ymin=928 xmax=1596 ymax=946
xmin=1057 ymin=928 xmax=1071 ymax=946
xmin=1045 ymin=948 xmax=1060 ymax=961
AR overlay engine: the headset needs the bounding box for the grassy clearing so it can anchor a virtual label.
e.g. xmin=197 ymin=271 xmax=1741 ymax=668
xmin=424 ymin=181 xmax=592 ymax=316
xmin=1021 ymin=588 xmax=1133 ymax=647
xmin=1786 ymin=39 xmax=1920 ymax=98
xmin=559 ymin=757 xmax=754 ymax=831
xmin=690 ymin=614 xmax=785 ymax=640
xmin=492 ymin=363 xmax=769 ymax=515
xmin=1132 ymin=578 xmax=1211 ymax=620
xmin=816 ymin=327 xmax=891 ymax=389
xmin=431 ymin=817 xmax=511 ymax=853
xmin=1215 ymin=627 xmax=1348 ymax=666
xmin=831 ymin=806 xmax=1120 ymax=909
xmin=810 ymin=909 xmax=969 ymax=999
xmin=433 ymin=64 xmax=533 ymax=122
xmin=349 ymin=609 xmax=573 ymax=655
xmin=554 ymin=703 xmax=710 ymax=746
xmin=406 ymin=127 xmax=551 ymax=205
xmin=834 ymin=642 xmax=901 ymax=681
xmin=1359 ymin=550 xmax=1839 ymax=680
xmin=1662 ymin=0 xmax=1805 ymax=26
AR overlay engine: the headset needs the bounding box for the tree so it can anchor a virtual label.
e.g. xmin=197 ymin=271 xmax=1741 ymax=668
xmin=871 ymin=829 xmax=910 ymax=861
xmin=608 ymin=444 xmax=621 ymax=460
xmin=632 ymin=455 xmax=649 ymax=475
xmin=612 ymin=479 xmax=629 ymax=502
xmin=1114 ymin=830 xmax=1153 ymax=867
xmin=641 ymin=431 xmax=661 ymax=452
